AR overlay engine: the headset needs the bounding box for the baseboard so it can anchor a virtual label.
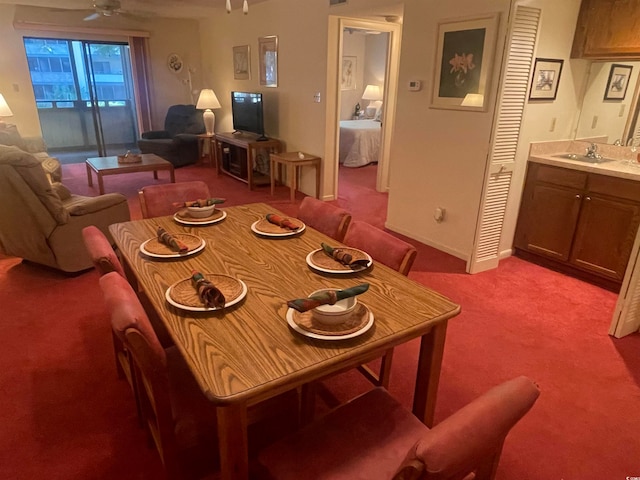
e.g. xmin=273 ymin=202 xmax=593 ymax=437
xmin=384 ymin=221 xmax=469 ymax=262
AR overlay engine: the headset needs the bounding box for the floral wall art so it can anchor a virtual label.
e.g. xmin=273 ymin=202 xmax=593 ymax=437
xmin=431 ymin=14 xmax=499 ymax=111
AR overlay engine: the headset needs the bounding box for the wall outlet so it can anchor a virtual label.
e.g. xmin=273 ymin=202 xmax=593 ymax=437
xmin=314 ymin=92 xmax=321 ymax=103
xmin=434 ymin=207 xmax=445 ymax=223
xmin=592 ymin=115 xmax=598 ymax=129
xmin=549 ymin=117 xmax=556 ymax=132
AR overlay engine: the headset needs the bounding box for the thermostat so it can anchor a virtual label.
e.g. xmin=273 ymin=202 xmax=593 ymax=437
xmin=408 ymin=80 xmax=421 ymax=91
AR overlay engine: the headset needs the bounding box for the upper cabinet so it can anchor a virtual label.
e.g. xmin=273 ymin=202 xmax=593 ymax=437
xmin=572 ymin=0 xmax=640 ymax=59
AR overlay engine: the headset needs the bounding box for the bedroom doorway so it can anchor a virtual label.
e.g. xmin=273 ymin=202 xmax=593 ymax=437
xmin=325 ymin=16 xmax=402 ymax=201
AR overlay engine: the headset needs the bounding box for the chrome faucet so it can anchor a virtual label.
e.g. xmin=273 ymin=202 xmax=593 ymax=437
xmin=585 ymin=143 xmax=601 ymax=159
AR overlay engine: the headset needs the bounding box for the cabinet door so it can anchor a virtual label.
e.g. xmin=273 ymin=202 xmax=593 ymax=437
xmin=514 ymin=183 xmax=582 ymax=261
xmin=570 ymin=195 xmax=640 ymax=280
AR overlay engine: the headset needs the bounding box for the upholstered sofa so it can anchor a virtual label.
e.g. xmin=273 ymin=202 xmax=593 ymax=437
xmin=0 ymin=145 xmax=130 ymax=273
xmin=137 ymin=104 xmax=205 ymax=167
xmin=0 ymin=124 xmax=62 ymax=182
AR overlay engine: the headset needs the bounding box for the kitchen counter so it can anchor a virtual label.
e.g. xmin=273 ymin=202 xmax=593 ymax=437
xmin=529 ymin=139 xmax=640 ymax=181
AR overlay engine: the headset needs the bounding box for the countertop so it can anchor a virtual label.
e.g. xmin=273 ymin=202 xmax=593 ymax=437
xmin=529 ymin=139 xmax=640 ymax=181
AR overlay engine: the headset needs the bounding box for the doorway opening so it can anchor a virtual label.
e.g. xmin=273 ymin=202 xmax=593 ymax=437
xmin=23 ymin=37 xmax=140 ymax=164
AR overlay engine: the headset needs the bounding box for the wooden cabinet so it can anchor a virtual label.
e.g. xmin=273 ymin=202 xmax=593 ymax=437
xmin=514 ymin=163 xmax=640 ymax=290
xmin=214 ymin=132 xmax=282 ymax=190
xmin=572 ymin=0 xmax=640 ymax=59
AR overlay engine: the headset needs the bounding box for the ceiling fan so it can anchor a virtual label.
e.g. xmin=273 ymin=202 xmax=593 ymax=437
xmin=81 ymin=0 xmax=152 ymax=21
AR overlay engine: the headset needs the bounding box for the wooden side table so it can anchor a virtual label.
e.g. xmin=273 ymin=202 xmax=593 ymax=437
xmin=197 ymin=134 xmax=216 ymax=167
xmin=270 ymin=152 xmax=321 ymax=203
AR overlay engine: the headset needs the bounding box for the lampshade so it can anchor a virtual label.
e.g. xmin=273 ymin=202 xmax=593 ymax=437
xmin=461 ymin=93 xmax=484 ymax=107
xmin=0 ymin=93 xmax=14 ymax=117
xmin=362 ymin=84 xmax=382 ymax=101
xmin=196 ymin=89 xmax=221 ymax=136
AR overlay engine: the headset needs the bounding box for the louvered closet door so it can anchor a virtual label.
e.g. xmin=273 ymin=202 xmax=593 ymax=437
xmin=611 ymin=222 xmax=640 ymax=337
xmin=468 ymin=5 xmax=541 ymax=274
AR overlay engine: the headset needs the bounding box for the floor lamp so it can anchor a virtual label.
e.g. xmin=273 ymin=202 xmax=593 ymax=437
xmin=196 ymin=89 xmax=221 ymax=135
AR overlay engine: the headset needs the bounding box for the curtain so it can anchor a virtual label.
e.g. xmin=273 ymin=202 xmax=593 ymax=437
xmin=129 ymin=36 xmax=153 ymax=133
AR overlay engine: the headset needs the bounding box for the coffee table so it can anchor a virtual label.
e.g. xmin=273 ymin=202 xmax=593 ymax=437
xmin=86 ymin=154 xmax=175 ymax=194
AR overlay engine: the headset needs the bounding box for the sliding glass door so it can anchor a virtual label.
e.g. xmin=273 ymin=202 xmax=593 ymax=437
xmin=23 ymin=37 xmax=140 ymax=163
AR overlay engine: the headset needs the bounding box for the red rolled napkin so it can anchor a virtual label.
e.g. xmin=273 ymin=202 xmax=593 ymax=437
xmin=266 ymin=213 xmax=300 ymax=231
xmin=191 ymin=270 xmax=226 ymax=309
xmin=157 ymin=226 xmax=188 ymax=253
xmin=321 ymin=242 xmax=370 ymax=268
xmin=287 ymin=283 xmax=369 ymax=312
xmin=172 ymin=198 xmax=225 ymax=208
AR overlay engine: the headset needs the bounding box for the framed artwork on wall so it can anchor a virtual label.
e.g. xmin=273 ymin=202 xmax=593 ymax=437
xmin=431 ymin=14 xmax=499 ymax=112
xmin=341 ymin=56 xmax=357 ymax=90
xmin=604 ymin=64 xmax=633 ymax=100
xmin=529 ymin=58 xmax=564 ymax=101
xmin=258 ymin=35 xmax=278 ymax=87
xmin=233 ymin=45 xmax=250 ymax=80
xmin=167 ymin=53 xmax=183 ymax=74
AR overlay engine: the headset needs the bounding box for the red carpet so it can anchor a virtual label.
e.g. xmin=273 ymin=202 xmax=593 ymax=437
xmin=1 ymin=162 xmax=639 ymax=479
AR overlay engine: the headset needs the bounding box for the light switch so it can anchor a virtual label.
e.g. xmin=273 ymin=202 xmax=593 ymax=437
xmin=314 ymin=92 xmax=321 ymax=103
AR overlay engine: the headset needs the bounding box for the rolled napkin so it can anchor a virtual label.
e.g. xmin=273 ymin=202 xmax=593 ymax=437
xmin=172 ymin=198 xmax=226 ymax=208
xmin=321 ymin=242 xmax=371 ymax=268
xmin=191 ymin=270 xmax=226 ymax=309
xmin=266 ymin=213 xmax=300 ymax=231
xmin=287 ymin=283 xmax=369 ymax=312
xmin=157 ymin=226 xmax=188 ymax=253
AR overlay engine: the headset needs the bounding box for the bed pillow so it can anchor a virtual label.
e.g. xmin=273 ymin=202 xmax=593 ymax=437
xmin=374 ymin=102 xmax=384 ymax=122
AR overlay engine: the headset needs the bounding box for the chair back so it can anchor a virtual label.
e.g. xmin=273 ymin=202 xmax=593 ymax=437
xmin=297 ymin=197 xmax=352 ymax=242
xmin=395 ymin=376 xmax=540 ymax=480
xmin=82 ymin=225 xmax=126 ymax=277
xmin=138 ymin=180 xmax=210 ymax=218
xmin=343 ymin=220 xmax=417 ymax=275
xmin=164 ymin=104 xmax=205 ymax=137
xmin=99 ymin=272 xmax=179 ymax=474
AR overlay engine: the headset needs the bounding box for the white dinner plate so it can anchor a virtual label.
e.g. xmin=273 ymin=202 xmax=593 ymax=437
xmin=165 ymin=277 xmax=247 ymax=312
xmin=305 ymin=248 xmax=373 ymax=274
xmin=173 ymin=209 xmax=227 ymax=226
xmin=139 ymin=236 xmax=205 ymax=258
xmin=286 ymin=307 xmax=374 ymax=341
xmin=250 ymin=220 xmax=306 ymax=237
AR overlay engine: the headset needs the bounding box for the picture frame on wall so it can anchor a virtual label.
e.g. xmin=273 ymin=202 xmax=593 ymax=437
xmin=529 ymin=58 xmax=564 ymax=101
xmin=431 ymin=14 xmax=499 ymax=112
xmin=604 ymin=64 xmax=633 ymax=100
xmin=341 ymin=56 xmax=357 ymax=91
xmin=258 ymin=35 xmax=278 ymax=87
xmin=233 ymin=45 xmax=250 ymax=80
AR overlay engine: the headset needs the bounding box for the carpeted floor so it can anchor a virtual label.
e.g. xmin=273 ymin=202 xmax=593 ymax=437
xmin=1 ymin=161 xmax=639 ymax=479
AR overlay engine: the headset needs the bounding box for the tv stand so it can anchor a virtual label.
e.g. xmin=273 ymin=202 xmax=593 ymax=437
xmin=214 ymin=131 xmax=282 ymax=190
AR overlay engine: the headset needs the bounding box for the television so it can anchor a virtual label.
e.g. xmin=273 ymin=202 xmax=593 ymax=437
xmin=231 ymin=91 xmax=266 ymax=139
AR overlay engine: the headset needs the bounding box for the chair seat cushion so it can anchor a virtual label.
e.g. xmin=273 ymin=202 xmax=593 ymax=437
xmin=256 ymin=387 xmax=428 ymax=480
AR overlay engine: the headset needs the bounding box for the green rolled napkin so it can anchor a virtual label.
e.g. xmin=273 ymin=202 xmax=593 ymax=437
xmin=191 ymin=270 xmax=226 ymax=309
xmin=321 ymin=242 xmax=370 ymax=268
xmin=173 ymin=198 xmax=226 ymax=208
xmin=157 ymin=226 xmax=188 ymax=253
xmin=287 ymin=283 xmax=369 ymax=312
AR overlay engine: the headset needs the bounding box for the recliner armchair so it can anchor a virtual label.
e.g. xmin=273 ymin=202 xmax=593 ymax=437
xmin=137 ymin=104 xmax=205 ymax=167
xmin=0 ymin=145 xmax=130 ymax=273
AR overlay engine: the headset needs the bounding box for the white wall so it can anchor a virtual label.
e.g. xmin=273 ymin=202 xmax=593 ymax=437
xmin=340 ymin=31 xmax=366 ymax=120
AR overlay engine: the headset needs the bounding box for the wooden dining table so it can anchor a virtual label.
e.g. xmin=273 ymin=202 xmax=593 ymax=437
xmin=109 ymin=202 xmax=461 ymax=480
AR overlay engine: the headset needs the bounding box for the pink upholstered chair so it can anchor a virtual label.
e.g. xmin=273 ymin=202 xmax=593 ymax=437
xmin=342 ymin=220 xmax=418 ymax=388
xmin=100 ymin=271 xmax=300 ymax=480
xmin=81 ymin=225 xmax=126 ymax=277
xmin=297 ymin=197 xmax=352 ymax=242
xmin=256 ymin=377 xmax=540 ymax=480
xmin=138 ymin=180 xmax=210 ymax=218
xmin=343 ymin=220 xmax=417 ymax=276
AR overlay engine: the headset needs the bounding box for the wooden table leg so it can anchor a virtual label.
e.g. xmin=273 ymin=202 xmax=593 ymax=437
xmin=169 ymin=166 xmax=175 ymax=183
xmin=412 ymin=320 xmax=448 ymax=427
xmin=97 ymin=173 xmax=105 ymax=195
xmin=270 ymin=158 xmax=276 ymax=196
xmin=86 ymin=162 xmax=93 ymax=187
xmin=289 ymin=163 xmax=296 ymax=203
xmin=217 ymin=403 xmax=249 ymax=480
xmin=153 ymin=170 xmax=158 ymax=180
xmin=315 ymin=161 xmax=321 ymax=199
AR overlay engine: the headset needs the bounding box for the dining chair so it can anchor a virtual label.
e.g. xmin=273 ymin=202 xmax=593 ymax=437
xmin=99 ymin=271 xmax=300 ymax=480
xmin=255 ymin=377 xmax=540 ymax=480
xmin=342 ymin=220 xmax=418 ymax=388
xmin=138 ymin=180 xmax=211 ymax=218
xmin=297 ymin=196 xmax=352 ymax=242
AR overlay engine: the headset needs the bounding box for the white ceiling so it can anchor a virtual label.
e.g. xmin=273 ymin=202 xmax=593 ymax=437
xmin=0 ymin=0 xmax=272 ymax=19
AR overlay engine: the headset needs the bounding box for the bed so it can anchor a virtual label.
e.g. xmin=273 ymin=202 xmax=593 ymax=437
xmin=339 ymin=119 xmax=381 ymax=168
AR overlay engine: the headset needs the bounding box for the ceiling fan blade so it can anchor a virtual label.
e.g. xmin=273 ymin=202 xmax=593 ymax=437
xmin=83 ymin=12 xmax=100 ymax=21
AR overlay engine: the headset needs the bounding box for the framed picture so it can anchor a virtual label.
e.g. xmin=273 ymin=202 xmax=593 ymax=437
xmin=431 ymin=14 xmax=499 ymax=111
xmin=604 ymin=64 xmax=633 ymax=100
xmin=341 ymin=56 xmax=357 ymax=90
xmin=232 ymin=45 xmax=250 ymax=80
xmin=258 ymin=35 xmax=278 ymax=87
xmin=529 ymin=58 xmax=564 ymax=101
xmin=167 ymin=53 xmax=183 ymax=74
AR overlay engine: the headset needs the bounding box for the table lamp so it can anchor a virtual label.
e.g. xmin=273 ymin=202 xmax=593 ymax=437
xmin=362 ymin=84 xmax=382 ymax=118
xmin=196 ymin=88 xmax=221 ymax=135
xmin=0 ymin=93 xmax=14 ymax=129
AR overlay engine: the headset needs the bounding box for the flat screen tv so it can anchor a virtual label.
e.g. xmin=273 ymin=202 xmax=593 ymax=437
xmin=231 ymin=91 xmax=266 ymax=139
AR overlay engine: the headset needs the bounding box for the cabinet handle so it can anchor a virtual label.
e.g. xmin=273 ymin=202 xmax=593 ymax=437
xmin=585 ymin=196 xmax=591 ymax=201
xmin=575 ymin=194 xmax=581 ymax=199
